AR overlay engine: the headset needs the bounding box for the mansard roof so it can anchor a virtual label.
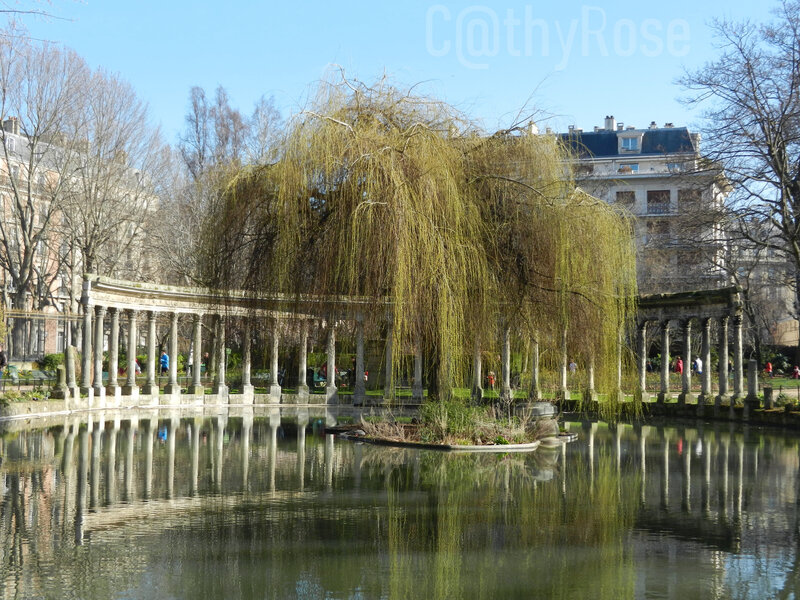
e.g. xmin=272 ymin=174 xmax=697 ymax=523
xmin=560 ymin=127 xmax=697 ymax=159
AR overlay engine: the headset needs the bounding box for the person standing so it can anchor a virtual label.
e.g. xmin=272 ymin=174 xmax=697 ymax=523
xmin=675 ymin=357 xmax=684 ymax=375
xmin=160 ymin=350 xmax=169 ymax=375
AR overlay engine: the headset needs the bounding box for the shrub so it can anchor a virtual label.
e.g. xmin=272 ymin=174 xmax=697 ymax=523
xmin=39 ymin=353 xmax=64 ymax=371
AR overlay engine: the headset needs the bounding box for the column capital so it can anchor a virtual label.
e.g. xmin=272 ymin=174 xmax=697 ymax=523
xmin=95 ymin=304 xmax=106 ymax=317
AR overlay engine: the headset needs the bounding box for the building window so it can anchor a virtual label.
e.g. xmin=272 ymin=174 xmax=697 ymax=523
xmin=618 ymin=163 xmax=639 ymax=174
xmin=621 ymin=137 xmax=639 ymax=151
xmin=678 ymin=188 xmax=701 ymax=209
xmin=667 ymin=162 xmax=683 ymax=172
xmin=616 ymin=190 xmax=635 ymax=209
xmin=646 ymin=190 xmax=671 ymax=214
xmin=7 ymin=137 xmax=15 ymax=153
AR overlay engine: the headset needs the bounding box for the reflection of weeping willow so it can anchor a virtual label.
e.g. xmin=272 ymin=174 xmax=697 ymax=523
xmin=382 ymin=450 xmax=639 ymax=600
xmin=200 ymin=75 xmax=637 ymax=404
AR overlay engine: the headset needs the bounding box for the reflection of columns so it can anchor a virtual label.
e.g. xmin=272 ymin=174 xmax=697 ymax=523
xmin=682 ymin=439 xmax=691 ymax=512
xmin=93 ymin=306 xmax=106 ymax=400
xmin=188 ymin=314 xmax=203 ymax=395
xmin=80 ymin=304 xmax=93 ymax=395
xmin=75 ymin=426 xmax=88 ymax=545
xmin=107 ymin=308 xmax=121 ymax=398
xmin=732 ymin=315 xmax=744 ymax=401
xmin=661 ymin=431 xmax=670 ymax=510
xmin=587 ymin=422 xmax=597 ymax=484
xmin=269 ymin=410 xmax=279 ymax=492
xmin=213 ymin=417 xmax=225 ymax=491
xmin=472 ymin=337 xmax=483 ymax=402
xmin=143 ymin=420 xmax=154 ymax=500
xmin=384 ymin=314 xmax=394 ymax=401
xmin=703 ymin=429 xmax=712 ymax=515
xmin=658 ymin=322 xmax=670 ymax=403
xmin=297 ymin=412 xmax=308 ymax=490
xmin=167 ymin=418 xmax=177 ymax=499
xmin=298 ymin=320 xmax=310 ymax=404
xmin=353 ymin=318 xmax=364 ymax=405
xmin=269 ymin=320 xmax=281 ymax=402
xmin=717 ymin=316 xmax=729 ymax=408
xmin=678 ymin=319 xmax=693 ymax=405
xmin=736 ymin=439 xmax=744 ymax=518
xmin=699 ymin=318 xmax=712 ymax=408
xmin=242 ymin=415 xmax=252 ymax=492
xmin=530 ymin=334 xmax=540 ymax=401
xmin=212 ymin=319 xmax=228 ymax=396
xmin=105 ymin=420 xmax=119 ymax=506
xmin=559 ymin=327 xmax=569 ymax=400
xmin=412 ymin=338 xmax=424 ymax=403
xmin=637 ymin=321 xmax=648 ymax=401
xmin=720 ymin=436 xmax=730 ymax=516
xmin=639 ymin=426 xmax=649 ymax=506
xmin=66 ymin=339 xmax=79 ymax=399
xmin=325 ymin=433 xmax=334 ymax=491
xmin=241 ymin=319 xmax=254 ymax=398
xmin=326 ymin=321 xmax=338 ymax=404
xmin=124 ymin=418 xmax=136 ymax=502
xmin=164 ymin=313 xmax=180 ymax=394
xmin=90 ymin=420 xmax=102 ymax=509
xmin=191 ymin=419 xmax=201 ymax=496
xmin=142 ymin=311 xmax=158 ymax=395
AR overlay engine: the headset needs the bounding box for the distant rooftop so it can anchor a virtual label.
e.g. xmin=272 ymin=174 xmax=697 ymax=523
xmin=556 ymin=116 xmax=699 ymax=159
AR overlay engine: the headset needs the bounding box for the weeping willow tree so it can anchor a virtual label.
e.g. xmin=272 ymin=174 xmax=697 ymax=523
xmin=199 ymin=75 xmax=636 ymax=402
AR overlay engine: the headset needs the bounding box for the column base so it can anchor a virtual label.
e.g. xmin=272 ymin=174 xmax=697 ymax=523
xmin=121 ymin=385 xmax=138 ymax=397
xmin=50 ymin=385 xmax=69 ymax=400
xmin=187 ymin=384 xmax=204 ymax=395
xmin=241 ymin=384 xmax=255 ymax=405
xmin=678 ymin=392 xmax=695 ymax=405
xmin=164 ymin=384 xmax=181 ymax=395
xmin=141 ymin=384 xmax=159 ymax=395
xmin=212 ymin=383 xmax=229 ymax=396
xmin=584 ymin=389 xmax=598 ymax=402
xmin=297 ymin=384 xmax=310 ymax=404
xmin=325 ymin=384 xmax=338 ymax=404
xmin=657 ymin=391 xmax=670 ymax=404
xmin=636 ymin=391 xmax=650 ymax=403
xmin=556 ymin=389 xmax=571 ymax=401
xmin=269 ymin=383 xmax=282 ymax=403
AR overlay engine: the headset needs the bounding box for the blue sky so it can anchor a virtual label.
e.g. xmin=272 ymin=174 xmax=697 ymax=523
xmin=19 ymin=0 xmax=771 ymax=145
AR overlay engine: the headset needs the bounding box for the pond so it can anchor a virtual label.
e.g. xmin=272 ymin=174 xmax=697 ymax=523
xmin=1 ymin=408 xmax=799 ymax=599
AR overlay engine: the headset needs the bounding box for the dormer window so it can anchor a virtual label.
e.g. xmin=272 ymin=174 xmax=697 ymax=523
xmin=621 ymin=137 xmax=638 ymax=151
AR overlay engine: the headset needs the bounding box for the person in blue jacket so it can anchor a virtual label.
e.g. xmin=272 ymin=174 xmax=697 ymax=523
xmin=160 ymin=350 xmax=169 ymax=374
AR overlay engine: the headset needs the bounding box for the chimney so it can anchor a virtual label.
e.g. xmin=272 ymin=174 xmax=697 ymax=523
xmin=690 ymin=132 xmax=701 ymax=151
xmin=594 ymin=126 xmax=600 ymax=132
xmin=649 ymin=121 xmax=657 ymax=129
xmin=617 ymin=122 xmax=624 ymax=131
xmin=627 ymin=126 xmax=635 ymax=130
xmin=545 ymin=127 xmax=553 ymax=135
xmin=2 ymin=117 xmax=19 ymax=135
xmin=664 ymin=122 xmax=674 ymax=128
xmin=604 ymin=115 xmax=616 ymax=131
xmin=528 ymin=120 xmax=539 ymax=135
xmin=568 ymin=125 xmax=575 ymax=133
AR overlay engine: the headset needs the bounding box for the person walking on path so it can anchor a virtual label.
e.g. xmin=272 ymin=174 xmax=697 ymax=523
xmin=160 ymin=351 xmax=169 ymax=375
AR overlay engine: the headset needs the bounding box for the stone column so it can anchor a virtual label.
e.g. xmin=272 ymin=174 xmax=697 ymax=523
xmin=352 ymin=317 xmax=364 ymax=406
xmin=699 ymin=318 xmax=712 ymax=409
xmin=384 ymin=313 xmax=394 ymax=401
xmin=122 ymin=310 xmax=138 ymax=396
xmin=80 ymin=303 xmax=93 ymax=396
xmin=164 ymin=312 xmax=180 ymax=395
xmin=298 ymin=319 xmax=310 ymax=404
xmin=472 ymin=337 xmax=483 ymax=402
xmin=212 ymin=318 xmax=228 ymax=397
xmin=241 ymin=318 xmax=254 ymax=400
xmin=678 ymin=319 xmax=693 ymax=405
xmin=92 ymin=306 xmax=106 ymax=401
xmin=501 ymin=324 xmax=512 ymax=403
xmin=559 ymin=327 xmax=570 ymax=400
xmin=107 ymin=308 xmax=121 ymax=399
xmin=325 ymin=320 xmax=337 ymax=404
xmin=188 ymin=314 xmax=203 ymax=395
xmin=141 ymin=311 xmax=158 ymax=396
xmin=585 ymin=355 xmax=597 ymax=402
xmin=637 ymin=321 xmax=649 ymax=402
xmin=732 ymin=315 xmax=744 ymax=402
xmin=412 ymin=338 xmax=423 ymax=403
xmin=66 ymin=343 xmax=79 ymax=400
xmin=529 ymin=334 xmax=540 ymax=401
xmin=658 ymin=321 xmax=670 ymax=403
xmin=717 ymin=316 xmax=729 ymax=408
xmin=269 ymin=319 xmax=281 ymax=402
xmin=744 ymin=358 xmax=760 ymax=418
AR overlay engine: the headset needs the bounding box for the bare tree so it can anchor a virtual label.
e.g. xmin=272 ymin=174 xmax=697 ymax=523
xmin=0 ymin=26 xmax=88 ymax=353
xmin=58 ymin=68 xmax=168 ymax=281
xmin=680 ymin=0 xmax=800 ymax=354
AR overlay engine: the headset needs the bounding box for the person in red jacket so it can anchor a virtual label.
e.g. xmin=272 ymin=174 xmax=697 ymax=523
xmin=675 ymin=357 xmax=683 ymax=375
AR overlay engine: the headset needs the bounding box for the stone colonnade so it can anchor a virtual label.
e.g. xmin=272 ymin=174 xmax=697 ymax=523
xmin=637 ymin=288 xmax=744 ymax=412
xmin=63 ymin=275 xmax=416 ymax=408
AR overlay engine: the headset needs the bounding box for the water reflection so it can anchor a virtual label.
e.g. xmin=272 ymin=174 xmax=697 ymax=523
xmin=1 ymin=411 xmax=800 ymax=598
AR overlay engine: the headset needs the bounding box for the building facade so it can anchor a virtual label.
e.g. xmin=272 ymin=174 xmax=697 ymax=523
xmin=559 ymin=116 xmax=729 ymax=294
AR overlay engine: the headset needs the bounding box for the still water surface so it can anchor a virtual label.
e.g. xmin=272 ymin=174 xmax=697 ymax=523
xmin=1 ymin=409 xmax=799 ymax=599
